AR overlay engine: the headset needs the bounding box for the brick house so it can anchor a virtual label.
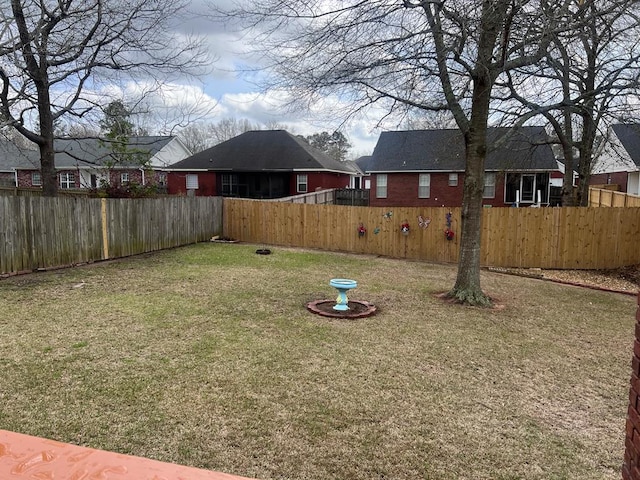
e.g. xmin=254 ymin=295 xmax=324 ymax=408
xmin=1 ymin=136 xmax=190 ymax=191
xmin=166 ymin=130 xmax=359 ymax=198
xmin=366 ymin=127 xmax=560 ymax=207
xmin=0 ymin=140 xmax=40 ymax=187
xmin=591 ymin=124 xmax=640 ymax=196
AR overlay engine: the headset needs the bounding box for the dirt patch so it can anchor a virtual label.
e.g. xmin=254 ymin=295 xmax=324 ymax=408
xmin=489 ymin=264 xmax=640 ymax=294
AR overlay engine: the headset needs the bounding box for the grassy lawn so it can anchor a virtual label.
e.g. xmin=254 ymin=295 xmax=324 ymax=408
xmin=0 ymin=243 xmax=635 ymax=480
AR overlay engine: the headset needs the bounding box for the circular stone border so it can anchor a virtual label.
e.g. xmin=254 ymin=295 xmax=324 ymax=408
xmin=306 ymin=299 xmax=377 ymax=319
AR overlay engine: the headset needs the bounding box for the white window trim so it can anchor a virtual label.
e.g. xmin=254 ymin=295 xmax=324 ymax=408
xmin=297 ymin=174 xmax=308 ymax=193
xmin=418 ymin=173 xmax=431 ymax=198
xmin=31 ymin=172 xmax=42 ymax=186
xmin=120 ymin=172 xmax=129 ymax=184
xmin=59 ymin=172 xmax=75 ymax=189
xmin=483 ymin=172 xmax=496 ymax=198
xmin=186 ymin=174 xmax=199 ymax=190
xmin=376 ymin=174 xmax=387 ymax=198
xmin=448 ymin=173 xmax=458 ymax=187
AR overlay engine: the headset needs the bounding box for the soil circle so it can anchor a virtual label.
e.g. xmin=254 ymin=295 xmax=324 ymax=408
xmin=306 ymin=299 xmax=377 ymax=319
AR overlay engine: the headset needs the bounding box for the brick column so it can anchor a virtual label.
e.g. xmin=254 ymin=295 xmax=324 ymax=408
xmin=623 ymin=292 xmax=640 ymax=480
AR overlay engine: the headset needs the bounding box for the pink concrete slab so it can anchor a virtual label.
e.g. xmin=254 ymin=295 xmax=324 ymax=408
xmin=0 ymin=430 xmax=256 ymax=480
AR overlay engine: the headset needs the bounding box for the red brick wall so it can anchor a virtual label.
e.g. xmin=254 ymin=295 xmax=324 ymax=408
xmin=369 ymin=172 xmax=508 ymax=207
xmin=17 ymin=169 xmax=81 ymax=188
xmin=623 ymin=292 xmax=640 ymax=480
xmin=167 ymin=172 xmax=217 ymax=196
xmin=590 ymin=172 xmax=629 ymax=192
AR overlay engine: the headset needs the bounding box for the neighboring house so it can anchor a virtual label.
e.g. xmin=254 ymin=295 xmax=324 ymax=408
xmin=365 ymin=127 xmax=559 ymax=207
xmin=0 ymin=140 xmax=40 ymax=187
xmin=591 ymin=124 xmax=640 ymax=196
xmin=166 ymin=130 xmax=357 ymax=198
xmin=7 ymin=136 xmax=190 ymax=190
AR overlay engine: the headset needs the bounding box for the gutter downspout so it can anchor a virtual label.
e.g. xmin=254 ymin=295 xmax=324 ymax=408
xmin=13 ymin=168 xmax=18 ymax=187
xmin=140 ymin=168 xmax=145 ymax=186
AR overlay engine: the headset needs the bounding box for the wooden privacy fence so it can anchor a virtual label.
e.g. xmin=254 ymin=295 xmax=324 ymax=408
xmin=0 ymin=196 xmax=222 ymax=275
xmin=223 ymin=199 xmax=640 ymax=269
xmin=590 ymin=187 xmax=640 ymax=207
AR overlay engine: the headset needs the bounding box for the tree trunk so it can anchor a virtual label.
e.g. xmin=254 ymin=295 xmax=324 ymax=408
xmin=447 ymin=84 xmax=493 ymax=305
xmin=36 ymin=78 xmax=57 ymax=197
xmin=40 ymin=139 xmax=57 ymax=197
xmin=447 ymin=124 xmax=492 ymax=307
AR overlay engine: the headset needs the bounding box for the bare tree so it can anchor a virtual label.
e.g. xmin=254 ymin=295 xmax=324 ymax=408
xmin=0 ymin=0 xmax=209 ymax=196
xmin=218 ymin=0 xmax=577 ymax=305
xmin=303 ymin=131 xmax=352 ymax=161
xmin=504 ymin=0 xmax=640 ymax=206
xmin=178 ymin=118 xmax=259 ymax=152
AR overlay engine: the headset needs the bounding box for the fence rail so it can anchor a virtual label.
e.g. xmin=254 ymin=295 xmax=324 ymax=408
xmin=223 ymin=199 xmax=640 ymax=269
xmin=265 ymin=189 xmax=336 ymax=204
xmin=0 ymin=186 xmax=91 ymax=197
xmin=0 ymin=196 xmax=222 ymax=275
xmin=590 ymin=187 xmax=640 ymax=207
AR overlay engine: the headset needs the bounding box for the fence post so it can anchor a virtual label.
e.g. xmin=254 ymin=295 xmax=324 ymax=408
xmin=623 ymin=291 xmax=640 ymax=480
xmin=101 ymin=198 xmax=109 ymax=260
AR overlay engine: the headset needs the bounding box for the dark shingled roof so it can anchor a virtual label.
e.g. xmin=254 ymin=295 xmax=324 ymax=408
xmin=53 ymin=136 xmax=174 ymax=168
xmin=0 ymin=141 xmax=39 ymax=171
xmin=355 ymin=155 xmax=373 ymax=173
xmin=368 ymin=126 xmax=557 ymax=172
xmin=168 ymin=130 xmax=354 ymax=173
xmin=612 ymin=124 xmax=640 ymax=167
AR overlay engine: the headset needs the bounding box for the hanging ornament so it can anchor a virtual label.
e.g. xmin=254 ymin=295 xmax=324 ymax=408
xmin=358 ymin=223 xmax=367 ymax=237
xmin=444 ymin=211 xmax=454 ymax=240
xmin=418 ymin=215 xmax=431 ymax=229
xmin=401 ymin=221 xmax=410 ymax=236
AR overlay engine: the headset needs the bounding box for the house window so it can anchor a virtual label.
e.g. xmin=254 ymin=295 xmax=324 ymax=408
xmin=59 ymin=172 xmax=75 ymax=189
xmin=186 ymin=174 xmax=199 ymax=190
xmin=31 ymin=172 xmax=42 ymax=186
xmin=448 ymin=173 xmax=458 ymax=186
xmin=120 ymin=172 xmax=129 ymax=184
xmin=221 ymin=174 xmax=239 ymax=196
xmin=418 ymin=173 xmax=431 ymax=198
xmin=376 ymin=174 xmax=387 ymax=198
xmin=483 ymin=173 xmax=496 ymax=198
xmin=297 ymin=174 xmax=308 ymax=193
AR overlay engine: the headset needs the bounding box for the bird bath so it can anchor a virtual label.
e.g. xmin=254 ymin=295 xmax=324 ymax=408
xmin=329 ymin=278 xmax=357 ymax=311
xmin=306 ymin=278 xmax=377 ymax=319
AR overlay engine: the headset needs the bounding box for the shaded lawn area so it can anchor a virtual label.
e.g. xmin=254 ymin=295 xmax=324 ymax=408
xmin=0 ymin=243 xmax=635 ymax=480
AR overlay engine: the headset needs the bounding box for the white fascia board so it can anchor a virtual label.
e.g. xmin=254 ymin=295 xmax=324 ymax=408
xmin=292 ymin=168 xmax=354 ymax=174
xmin=367 ymin=169 xmax=455 ymax=174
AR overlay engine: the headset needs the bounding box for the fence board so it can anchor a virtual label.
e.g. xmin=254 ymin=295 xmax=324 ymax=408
xmin=224 ymin=199 xmax=640 ymax=269
xmin=0 ymin=196 xmax=222 ymax=276
xmin=590 ymin=187 xmax=640 ymax=207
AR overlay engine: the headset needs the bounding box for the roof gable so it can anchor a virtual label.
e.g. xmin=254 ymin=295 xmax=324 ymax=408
xmin=368 ymin=127 xmax=557 ymax=172
xmin=611 ymin=124 xmax=640 ymax=167
xmin=168 ymin=130 xmax=354 ymax=173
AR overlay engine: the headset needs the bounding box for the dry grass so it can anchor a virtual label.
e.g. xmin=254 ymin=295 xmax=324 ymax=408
xmin=0 ymin=243 xmax=635 ymax=480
